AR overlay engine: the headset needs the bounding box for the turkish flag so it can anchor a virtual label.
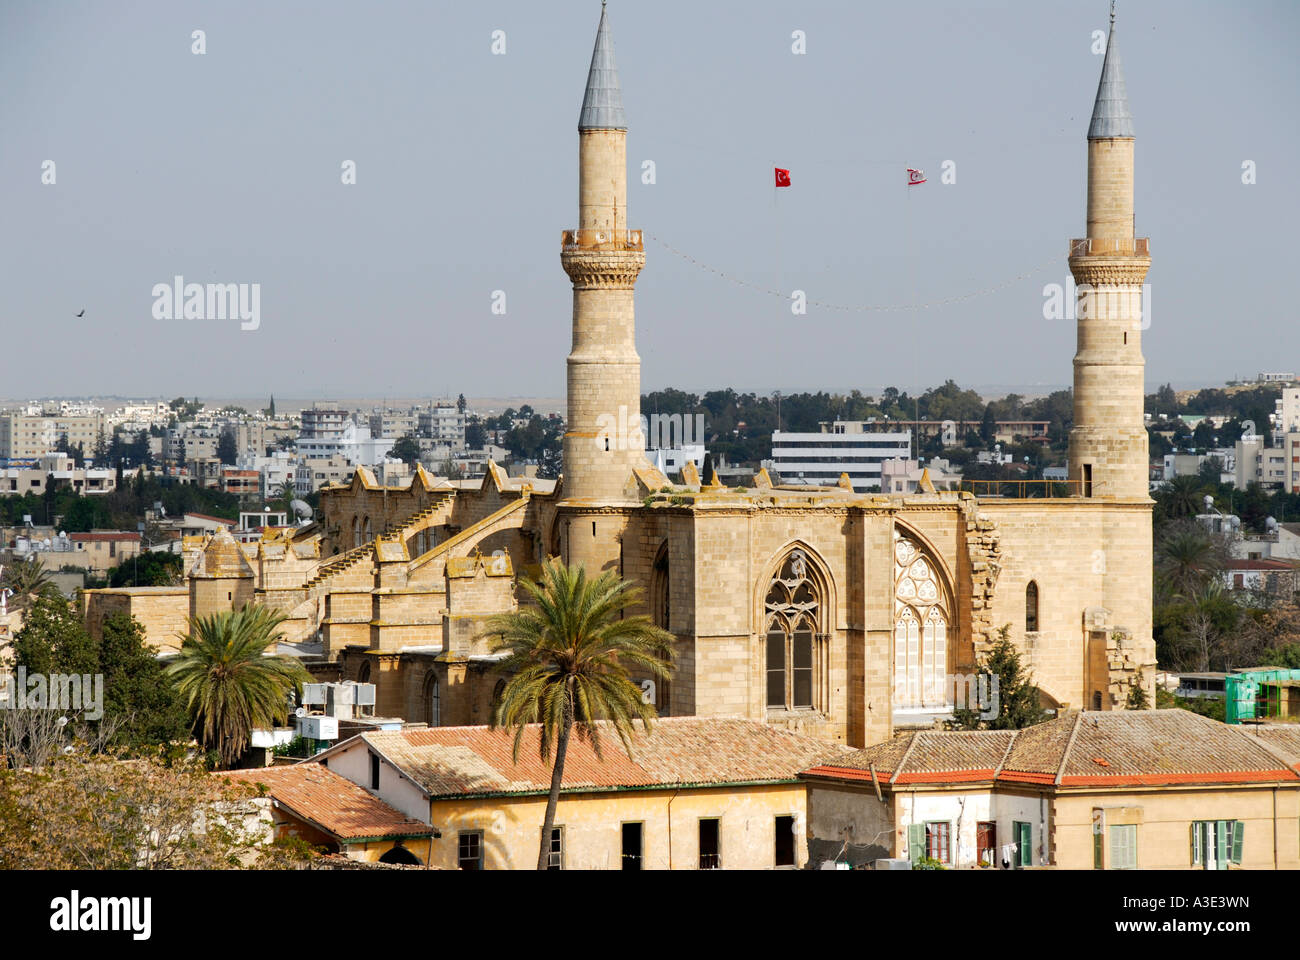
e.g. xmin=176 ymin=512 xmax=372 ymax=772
xmin=774 ymin=168 xmax=791 ymax=188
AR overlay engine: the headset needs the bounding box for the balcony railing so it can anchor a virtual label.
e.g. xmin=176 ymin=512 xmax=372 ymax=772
xmin=1068 ymin=237 xmax=1150 ymax=257
xmin=960 ymin=479 xmax=1085 ymax=499
xmin=561 ymin=228 xmax=644 ymax=252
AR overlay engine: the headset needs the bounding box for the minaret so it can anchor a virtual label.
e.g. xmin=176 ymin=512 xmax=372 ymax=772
xmin=560 ymin=2 xmax=653 ymax=503
xmin=1067 ymin=5 xmax=1150 ymax=500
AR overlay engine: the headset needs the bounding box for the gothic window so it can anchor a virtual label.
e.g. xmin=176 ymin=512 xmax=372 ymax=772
xmin=353 ymin=516 xmax=362 ymax=548
xmin=893 ymin=534 xmax=951 ymax=711
xmin=1026 ymin=581 xmax=1040 ymax=633
xmin=425 ymin=673 xmax=440 ymax=727
xmin=764 ymin=548 xmax=825 ymax=712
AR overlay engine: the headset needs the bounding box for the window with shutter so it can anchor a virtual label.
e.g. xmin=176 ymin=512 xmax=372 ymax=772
xmin=1231 ymin=821 xmax=1244 ymax=865
xmin=908 ymin=823 xmax=926 ymax=863
xmin=1016 ymin=821 xmax=1032 ymax=867
xmin=1109 ymin=824 xmax=1137 ymax=870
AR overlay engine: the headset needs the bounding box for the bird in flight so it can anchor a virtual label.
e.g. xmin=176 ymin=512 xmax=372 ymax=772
xmin=75 ymin=309 xmax=85 ymax=317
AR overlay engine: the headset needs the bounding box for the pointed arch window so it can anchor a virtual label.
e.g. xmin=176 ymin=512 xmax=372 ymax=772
xmin=893 ymin=534 xmax=951 ymax=712
xmin=1026 ymin=581 xmax=1040 ymax=633
xmin=764 ymin=549 xmax=825 ymax=712
xmin=425 ymin=673 xmax=440 ymax=727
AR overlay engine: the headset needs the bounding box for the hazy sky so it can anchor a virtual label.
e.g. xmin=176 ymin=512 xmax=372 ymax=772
xmin=2 ymin=0 xmax=1296 ymax=401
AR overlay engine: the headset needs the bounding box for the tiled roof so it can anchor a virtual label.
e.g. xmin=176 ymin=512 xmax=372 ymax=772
xmin=220 ymin=764 xmax=436 ymax=842
xmin=1225 ymin=558 xmax=1295 ymax=571
xmin=343 ymin=717 xmax=849 ymax=799
xmin=1242 ymin=725 xmax=1300 ymax=768
xmin=804 ymin=711 xmax=1300 ymax=789
xmin=805 ymin=730 xmax=1014 ymax=785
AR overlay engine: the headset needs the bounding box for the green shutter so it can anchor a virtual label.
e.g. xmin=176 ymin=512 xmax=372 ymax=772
xmin=1093 ymin=829 xmax=1103 ymax=870
xmin=1015 ymin=821 xmax=1032 ymax=867
xmin=1216 ymin=820 xmax=1229 ymax=871
xmin=1231 ymin=821 xmax=1244 ymax=865
xmin=1191 ymin=822 xmax=1202 ymax=867
xmin=908 ymin=823 xmax=926 ymax=863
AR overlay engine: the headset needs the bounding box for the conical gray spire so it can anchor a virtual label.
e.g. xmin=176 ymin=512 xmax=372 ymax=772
xmin=578 ymin=3 xmax=627 ymax=131
xmin=1088 ymin=7 xmax=1135 ymax=139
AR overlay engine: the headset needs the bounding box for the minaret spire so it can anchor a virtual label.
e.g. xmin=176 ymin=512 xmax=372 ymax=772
xmin=1089 ymin=2 xmax=1134 ymax=139
xmin=579 ymin=1 xmax=627 ymax=131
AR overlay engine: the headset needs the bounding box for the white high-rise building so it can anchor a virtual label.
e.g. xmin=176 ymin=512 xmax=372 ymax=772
xmin=766 ymin=430 xmax=911 ymax=492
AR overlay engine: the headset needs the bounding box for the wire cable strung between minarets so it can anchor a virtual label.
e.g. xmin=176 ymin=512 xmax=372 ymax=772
xmin=645 ymin=233 xmax=1062 ymax=313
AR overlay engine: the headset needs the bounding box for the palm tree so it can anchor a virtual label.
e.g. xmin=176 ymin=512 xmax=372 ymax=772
xmin=482 ymin=559 xmax=675 ymax=870
xmin=166 ymin=605 xmax=312 ymax=768
xmin=1157 ymin=522 xmax=1224 ymax=601
xmin=1 ymin=555 xmax=55 ymax=611
xmin=1159 ymin=475 xmax=1205 ymax=521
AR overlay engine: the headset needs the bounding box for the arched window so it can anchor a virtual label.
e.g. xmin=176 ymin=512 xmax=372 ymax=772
xmin=893 ymin=533 xmax=951 ymax=712
xmin=363 ymin=516 xmax=372 ymax=543
xmin=651 ymin=543 xmax=670 ymax=630
xmin=1025 ymin=581 xmax=1040 ymax=633
xmin=353 ymin=516 xmax=362 ymax=548
xmin=357 ymin=660 xmax=371 ymax=684
xmin=425 ymin=673 xmax=440 ymax=727
xmin=764 ymin=549 xmax=824 ymax=712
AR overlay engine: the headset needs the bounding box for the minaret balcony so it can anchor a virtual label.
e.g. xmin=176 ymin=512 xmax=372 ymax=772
xmin=561 ymin=228 xmax=644 ymax=252
xmin=1068 ymin=237 xmax=1150 ymax=258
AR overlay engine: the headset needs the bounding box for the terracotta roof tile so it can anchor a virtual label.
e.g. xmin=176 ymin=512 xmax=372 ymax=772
xmin=805 ymin=711 xmax=1299 ymax=789
xmin=221 ymin=764 xmax=435 ymax=841
xmin=357 ymin=717 xmax=850 ymax=799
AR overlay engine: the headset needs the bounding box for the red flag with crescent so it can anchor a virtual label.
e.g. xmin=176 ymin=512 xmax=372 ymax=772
xmin=774 ymin=168 xmax=791 ymax=188
xmin=907 ymin=168 xmax=927 ymax=186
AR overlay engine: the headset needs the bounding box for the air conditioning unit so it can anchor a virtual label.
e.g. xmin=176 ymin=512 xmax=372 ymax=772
xmin=299 ymin=715 xmax=339 ymax=741
xmin=302 ymin=683 xmax=327 ymax=705
xmin=354 ymin=683 xmax=376 ymax=707
xmin=332 ymin=683 xmax=356 ymax=706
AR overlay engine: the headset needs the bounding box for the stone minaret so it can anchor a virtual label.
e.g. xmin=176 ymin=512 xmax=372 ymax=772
xmin=560 ymin=3 xmax=653 ymax=504
xmin=1067 ymin=7 xmax=1150 ymax=500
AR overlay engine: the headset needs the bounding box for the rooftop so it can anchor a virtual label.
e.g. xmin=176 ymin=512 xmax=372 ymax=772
xmin=220 ymin=764 xmax=436 ymax=842
xmin=804 ymin=710 xmax=1300 ymax=789
xmin=320 ymin=717 xmax=848 ymax=799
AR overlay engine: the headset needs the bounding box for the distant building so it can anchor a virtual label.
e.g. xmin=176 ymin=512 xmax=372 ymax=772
xmin=418 ymin=403 xmax=467 ymax=447
xmin=1221 ymin=558 xmax=1298 ymax=596
xmin=767 ymin=430 xmax=910 ymax=492
xmin=1 ymin=454 xmax=116 ymax=496
xmin=0 ymin=412 xmax=104 ymax=459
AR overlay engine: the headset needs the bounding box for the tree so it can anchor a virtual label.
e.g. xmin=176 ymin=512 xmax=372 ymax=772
xmin=99 ymin=612 xmax=191 ymax=749
xmin=166 ymin=607 xmax=313 ymax=768
xmin=1159 ymin=476 xmax=1206 ymax=521
xmin=0 ymin=753 xmax=294 ymax=869
xmin=980 ymin=404 xmax=996 ymax=445
xmin=949 ymin=627 xmax=1046 ymax=730
xmin=216 ymin=426 xmax=239 ymax=466
xmin=107 ymin=550 xmax=183 ymax=588
xmin=0 ymin=555 xmax=56 ymax=612
xmin=1156 ymin=521 xmax=1226 ymax=601
xmin=11 ymin=593 xmax=99 ymax=678
xmin=465 ymin=416 xmax=487 ymax=450
xmin=390 ymin=435 xmax=421 ymax=465
xmin=482 ymin=560 xmax=675 ymax=870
